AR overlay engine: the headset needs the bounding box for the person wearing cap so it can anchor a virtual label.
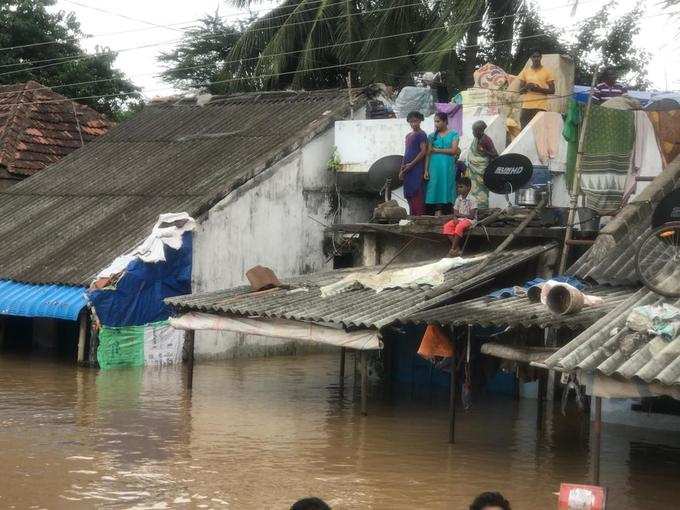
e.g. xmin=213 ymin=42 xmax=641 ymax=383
xmin=517 ymin=49 xmax=555 ymax=128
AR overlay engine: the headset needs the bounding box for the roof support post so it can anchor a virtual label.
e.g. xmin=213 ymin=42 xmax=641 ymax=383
xmin=592 ymin=396 xmax=603 ymax=485
xmin=536 ymin=371 xmax=547 ymax=431
xmin=448 ymin=334 xmax=458 ymax=444
xmin=76 ymin=311 xmax=87 ymax=364
xmin=339 ymin=347 xmax=346 ymax=390
xmin=185 ymin=330 xmax=195 ymax=392
xmin=360 ymin=350 xmax=368 ymax=416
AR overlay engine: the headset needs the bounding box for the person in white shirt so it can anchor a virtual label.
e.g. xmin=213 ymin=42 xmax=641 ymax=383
xmin=442 ymin=177 xmax=477 ymax=257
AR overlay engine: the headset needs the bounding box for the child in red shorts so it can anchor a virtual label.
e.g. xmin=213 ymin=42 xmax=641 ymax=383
xmin=443 ymin=177 xmax=477 ymax=257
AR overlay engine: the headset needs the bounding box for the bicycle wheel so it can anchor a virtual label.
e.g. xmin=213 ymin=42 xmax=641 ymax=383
xmin=635 ymin=222 xmax=680 ymax=298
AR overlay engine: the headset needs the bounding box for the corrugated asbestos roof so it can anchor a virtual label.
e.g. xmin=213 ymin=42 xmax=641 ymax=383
xmin=0 ymin=89 xmax=352 ymax=285
xmin=402 ymin=286 xmax=635 ymax=329
xmin=166 ymin=244 xmax=556 ymax=329
xmin=0 ymin=81 xmax=112 ymax=176
xmin=0 ymin=280 xmax=86 ymax=321
xmin=569 ymin=155 xmax=680 ymax=285
xmin=542 ymin=289 xmax=680 ymax=387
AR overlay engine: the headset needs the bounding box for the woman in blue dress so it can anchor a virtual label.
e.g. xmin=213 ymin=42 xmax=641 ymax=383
xmin=425 ymin=112 xmax=460 ymax=216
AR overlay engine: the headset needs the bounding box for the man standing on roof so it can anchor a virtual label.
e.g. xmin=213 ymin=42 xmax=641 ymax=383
xmin=517 ymin=49 xmax=555 ymax=128
xmin=593 ymin=67 xmax=628 ymax=102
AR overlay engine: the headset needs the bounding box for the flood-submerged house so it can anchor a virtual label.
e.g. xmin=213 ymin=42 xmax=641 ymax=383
xmin=0 ymin=89 xmax=372 ymax=362
xmin=0 ymin=81 xmax=112 ymax=190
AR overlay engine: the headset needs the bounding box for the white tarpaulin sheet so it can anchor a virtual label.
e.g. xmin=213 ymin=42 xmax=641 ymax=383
xmin=170 ymin=312 xmax=382 ymax=350
xmin=97 ymin=212 xmax=197 ymax=279
xmin=319 ymin=256 xmax=485 ymax=298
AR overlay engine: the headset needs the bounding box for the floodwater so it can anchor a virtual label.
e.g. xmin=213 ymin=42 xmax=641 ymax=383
xmin=1 ymin=353 xmax=680 ymax=510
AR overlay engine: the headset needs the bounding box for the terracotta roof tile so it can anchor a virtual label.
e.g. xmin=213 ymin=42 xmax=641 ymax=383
xmin=0 ymin=81 xmax=114 ymax=176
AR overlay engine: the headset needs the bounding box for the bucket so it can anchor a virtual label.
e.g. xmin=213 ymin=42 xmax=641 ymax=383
xmin=546 ymin=285 xmax=585 ymax=315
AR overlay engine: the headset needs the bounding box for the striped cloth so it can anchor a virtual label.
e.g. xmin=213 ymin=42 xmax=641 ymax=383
xmin=579 ymin=105 xmax=635 ymax=214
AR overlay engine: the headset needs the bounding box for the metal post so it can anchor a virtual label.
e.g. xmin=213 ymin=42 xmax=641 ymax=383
xmin=360 ymin=350 xmax=368 ymax=416
xmin=76 ymin=312 xmax=87 ymax=364
xmin=339 ymin=347 xmax=346 ymax=389
xmin=448 ymin=350 xmax=457 ymax=444
xmin=593 ymin=396 xmax=602 ymax=485
xmin=559 ymin=69 xmax=599 ymax=274
xmin=186 ymin=330 xmax=195 ymax=391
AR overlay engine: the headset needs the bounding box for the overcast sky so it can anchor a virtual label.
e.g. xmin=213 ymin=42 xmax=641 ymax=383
xmin=52 ymin=0 xmax=678 ymax=98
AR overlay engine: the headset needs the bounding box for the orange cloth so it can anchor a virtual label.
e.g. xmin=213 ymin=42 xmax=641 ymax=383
xmin=417 ymin=325 xmax=454 ymax=358
xmin=647 ymin=110 xmax=680 ymax=167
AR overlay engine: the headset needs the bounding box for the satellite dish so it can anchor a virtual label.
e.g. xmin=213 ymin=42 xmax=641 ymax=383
xmin=483 ymin=153 xmax=533 ymax=195
xmin=652 ymin=188 xmax=680 ymax=228
xmin=367 ymin=154 xmax=403 ymax=193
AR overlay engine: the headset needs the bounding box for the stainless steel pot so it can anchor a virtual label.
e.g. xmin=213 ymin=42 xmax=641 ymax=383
xmin=516 ymin=187 xmax=538 ymax=206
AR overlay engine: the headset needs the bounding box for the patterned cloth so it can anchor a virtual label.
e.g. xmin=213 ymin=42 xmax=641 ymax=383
xmin=466 ymin=135 xmax=495 ymax=208
xmin=578 ymin=104 xmax=635 ymax=214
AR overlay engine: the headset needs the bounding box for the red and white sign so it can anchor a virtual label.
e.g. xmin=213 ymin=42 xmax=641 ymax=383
xmin=557 ymin=484 xmax=606 ymax=510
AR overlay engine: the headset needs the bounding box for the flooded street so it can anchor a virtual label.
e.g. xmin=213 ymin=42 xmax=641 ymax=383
xmin=1 ymin=353 xmax=680 ymax=509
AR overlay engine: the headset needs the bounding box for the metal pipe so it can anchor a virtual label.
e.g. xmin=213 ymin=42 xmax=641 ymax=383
xmin=559 ymin=69 xmax=599 ymax=274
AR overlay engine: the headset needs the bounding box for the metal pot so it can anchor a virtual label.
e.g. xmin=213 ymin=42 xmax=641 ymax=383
xmin=515 ymin=187 xmax=538 ymax=206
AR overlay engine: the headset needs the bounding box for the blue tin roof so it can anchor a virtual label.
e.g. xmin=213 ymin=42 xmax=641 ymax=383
xmin=0 ymin=280 xmax=87 ymax=321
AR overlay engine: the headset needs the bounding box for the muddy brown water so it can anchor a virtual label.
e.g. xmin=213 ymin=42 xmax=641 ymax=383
xmin=1 ymin=352 xmax=680 ymax=509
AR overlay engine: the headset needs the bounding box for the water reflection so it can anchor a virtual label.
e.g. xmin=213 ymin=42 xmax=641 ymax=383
xmin=0 ymin=352 xmax=679 ymax=509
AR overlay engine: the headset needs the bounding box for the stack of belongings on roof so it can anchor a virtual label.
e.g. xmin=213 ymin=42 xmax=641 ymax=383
xmin=87 ymin=213 xmax=195 ymax=369
xmin=645 ymin=94 xmax=680 ymax=168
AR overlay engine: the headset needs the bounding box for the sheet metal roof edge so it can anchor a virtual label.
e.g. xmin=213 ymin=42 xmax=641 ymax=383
xmin=0 ymin=279 xmax=87 ymax=321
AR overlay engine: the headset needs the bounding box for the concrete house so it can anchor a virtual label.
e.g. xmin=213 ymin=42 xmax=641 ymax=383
xmin=0 ymin=89 xmax=369 ymax=361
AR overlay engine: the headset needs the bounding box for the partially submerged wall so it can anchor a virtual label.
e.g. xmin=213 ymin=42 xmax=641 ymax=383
xmin=192 ymin=129 xmax=366 ymax=360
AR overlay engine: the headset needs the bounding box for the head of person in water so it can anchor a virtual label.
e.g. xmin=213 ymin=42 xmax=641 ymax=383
xmin=290 ymin=497 xmax=331 ymax=510
xmin=469 ymin=492 xmax=511 ymax=510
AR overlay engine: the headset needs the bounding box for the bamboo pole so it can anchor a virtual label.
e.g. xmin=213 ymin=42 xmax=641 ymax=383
xmin=186 ymin=330 xmax=195 ymax=391
xmin=593 ymin=396 xmax=603 ymax=485
xmin=360 ymin=350 xmax=368 ymax=416
xmin=448 ymin=347 xmax=457 ymax=444
xmin=559 ymin=69 xmax=599 ymax=274
xmin=339 ymin=347 xmax=346 ymax=389
xmin=76 ymin=312 xmax=87 ymax=364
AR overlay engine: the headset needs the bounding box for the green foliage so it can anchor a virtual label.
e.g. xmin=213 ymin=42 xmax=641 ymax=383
xmin=569 ymin=3 xmax=650 ymax=89
xmin=326 ymin=147 xmax=341 ymax=172
xmin=0 ymin=0 xmax=139 ymax=117
xmin=158 ymin=13 xmax=251 ymax=94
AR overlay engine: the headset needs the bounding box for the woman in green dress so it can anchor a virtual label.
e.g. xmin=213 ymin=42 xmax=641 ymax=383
xmin=425 ymin=112 xmax=460 ymax=215
xmin=466 ymin=120 xmax=498 ymax=209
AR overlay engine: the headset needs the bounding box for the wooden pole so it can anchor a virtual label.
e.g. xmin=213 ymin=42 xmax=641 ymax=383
xmin=559 ymin=69 xmax=599 ymax=274
xmin=186 ymin=330 xmax=195 ymax=391
xmin=593 ymin=396 xmax=603 ymax=485
xmin=339 ymin=347 xmax=346 ymax=389
xmin=76 ymin=311 xmax=87 ymax=364
xmin=448 ymin=350 xmax=457 ymax=444
xmin=360 ymin=350 xmax=368 ymax=416
xmin=536 ymin=371 xmax=546 ymax=431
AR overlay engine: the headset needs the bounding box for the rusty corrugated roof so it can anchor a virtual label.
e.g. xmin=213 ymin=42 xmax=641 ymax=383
xmin=166 ymin=244 xmax=556 ymax=330
xmin=542 ymin=288 xmax=680 ymax=387
xmin=402 ymin=286 xmax=635 ymax=329
xmin=0 ymin=89 xmax=353 ymax=285
xmin=0 ymin=81 xmax=113 ymax=176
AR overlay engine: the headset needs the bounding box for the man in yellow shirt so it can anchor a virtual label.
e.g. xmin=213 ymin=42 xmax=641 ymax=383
xmin=517 ymin=49 xmax=555 ymax=128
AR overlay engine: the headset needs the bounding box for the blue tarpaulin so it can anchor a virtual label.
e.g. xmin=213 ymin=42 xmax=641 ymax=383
xmin=88 ymin=232 xmax=192 ymax=327
xmin=0 ymin=280 xmax=87 ymax=320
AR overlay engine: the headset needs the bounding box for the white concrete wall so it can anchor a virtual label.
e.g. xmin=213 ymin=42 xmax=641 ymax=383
xmin=192 ymin=129 xmax=366 ymax=360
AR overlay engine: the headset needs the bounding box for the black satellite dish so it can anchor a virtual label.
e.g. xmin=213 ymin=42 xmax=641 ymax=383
xmin=483 ymin=153 xmax=534 ymax=195
xmin=652 ymin=188 xmax=680 ymax=228
xmin=367 ymin=154 xmax=403 ymax=193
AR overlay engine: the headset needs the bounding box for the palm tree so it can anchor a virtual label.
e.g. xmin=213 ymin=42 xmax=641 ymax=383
xmin=224 ymin=0 xmax=531 ymax=91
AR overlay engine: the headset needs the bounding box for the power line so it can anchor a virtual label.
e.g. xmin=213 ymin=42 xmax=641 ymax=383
xmin=62 ymin=0 xmax=186 ymax=33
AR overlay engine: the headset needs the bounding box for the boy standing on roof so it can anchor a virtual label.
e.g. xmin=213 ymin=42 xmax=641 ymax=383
xmin=442 ymin=177 xmax=477 ymax=257
xmin=517 ymin=49 xmax=555 ymax=128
